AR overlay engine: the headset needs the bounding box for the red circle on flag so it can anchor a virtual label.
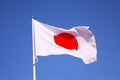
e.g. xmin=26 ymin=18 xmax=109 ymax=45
xmin=54 ymin=32 xmax=78 ymax=50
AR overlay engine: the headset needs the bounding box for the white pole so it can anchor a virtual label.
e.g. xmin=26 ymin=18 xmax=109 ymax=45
xmin=32 ymin=16 xmax=37 ymax=80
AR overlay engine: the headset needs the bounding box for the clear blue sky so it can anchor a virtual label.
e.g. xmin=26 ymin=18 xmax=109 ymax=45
xmin=0 ymin=0 xmax=120 ymax=80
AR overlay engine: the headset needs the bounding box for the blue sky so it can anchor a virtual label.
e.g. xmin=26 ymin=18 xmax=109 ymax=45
xmin=0 ymin=0 xmax=120 ymax=80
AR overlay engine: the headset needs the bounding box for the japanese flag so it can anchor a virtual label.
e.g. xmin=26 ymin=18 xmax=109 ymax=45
xmin=32 ymin=18 xmax=97 ymax=64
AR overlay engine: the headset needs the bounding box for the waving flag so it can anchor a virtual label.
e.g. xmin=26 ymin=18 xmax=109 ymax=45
xmin=32 ymin=18 xmax=97 ymax=64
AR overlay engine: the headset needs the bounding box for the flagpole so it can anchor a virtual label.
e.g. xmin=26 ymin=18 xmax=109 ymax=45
xmin=32 ymin=16 xmax=37 ymax=80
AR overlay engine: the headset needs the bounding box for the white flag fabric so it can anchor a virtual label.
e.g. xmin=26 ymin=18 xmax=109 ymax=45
xmin=32 ymin=18 xmax=97 ymax=64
